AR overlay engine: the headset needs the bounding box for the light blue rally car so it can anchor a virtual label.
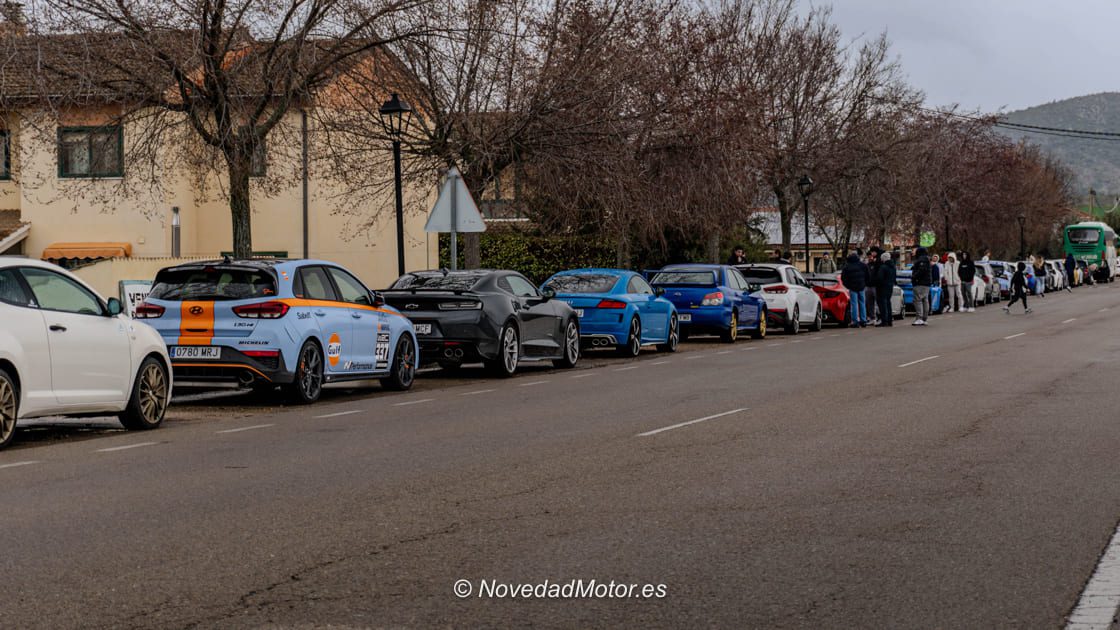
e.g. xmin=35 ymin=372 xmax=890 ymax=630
xmin=541 ymin=268 xmax=679 ymax=356
xmin=138 ymin=258 xmax=418 ymax=403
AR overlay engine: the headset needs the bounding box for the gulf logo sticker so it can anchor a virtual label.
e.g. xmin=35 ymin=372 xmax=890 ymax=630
xmin=327 ymin=333 xmax=343 ymax=367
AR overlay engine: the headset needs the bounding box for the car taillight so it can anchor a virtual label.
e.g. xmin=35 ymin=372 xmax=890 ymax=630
xmin=242 ymin=350 xmax=280 ymax=358
xmin=232 ymin=301 xmax=290 ymax=319
xmin=822 ymin=290 xmax=840 ymax=298
xmin=701 ymin=292 xmax=724 ymax=306
xmin=763 ymin=285 xmax=788 ymax=294
xmin=982 ymin=275 xmax=990 ymax=283
xmin=596 ymin=299 xmax=627 ymax=309
xmin=438 ymin=301 xmax=482 ymax=310
xmin=133 ymin=302 xmax=164 ymax=318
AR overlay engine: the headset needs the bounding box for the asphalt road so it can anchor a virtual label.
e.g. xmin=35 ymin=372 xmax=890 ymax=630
xmin=3 ymin=285 xmax=1120 ymax=629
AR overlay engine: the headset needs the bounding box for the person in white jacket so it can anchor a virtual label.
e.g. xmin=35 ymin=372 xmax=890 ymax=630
xmin=943 ymin=252 xmax=963 ymax=312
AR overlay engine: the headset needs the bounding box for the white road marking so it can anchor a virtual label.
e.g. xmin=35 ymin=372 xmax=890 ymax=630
xmin=740 ymin=347 xmax=757 ymax=352
xmin=393 ymin=398 xmax=435 ymax=406
xmin=1066 ymin=521 xmax=1120 ymax=630
xmin=767 ymin=343 xmax=786 ymax=348
xmin=685 ymin=355 xmax=705 ymax=361
xmin=650 ymin=360 xmax=672 ymax=365
xmin=95 ymin=441 xmax=159 ymax=453
xmin=461 ymin=389 xmax=495 ymax=396
xmin=716 ymin=350 xmax=732 ymax=355
xmin=790 ymin=340 xmax=803 ymax=344
xmin=614 ymin=366 xmax=640 ymax=371
xmin=1004 ymin=332 xmax=1026 ymax=340
xmin=898 ymin=355 xmax=940 ymax=368
xmin=1063 ymin=318 xmax=1077 ymax=324
xmin=571 ymin=373 xmax=595 ymax=379
xmin=518 ymin=381 xmax=548 ymax=387
xmin=829 ymin=334 xmax=840 ymax=337
xmin=638 ymin=408 xmax=749 ymax=437
xmin=0 ymin=460 xmax=40 ymax=470
xmin=314 ymin=410 xmax=362 ymax=419
xmin=216 ymin=424 xmax=275 ymax=434
xmin=1099 ymin=308 xmax=1109 ymax=313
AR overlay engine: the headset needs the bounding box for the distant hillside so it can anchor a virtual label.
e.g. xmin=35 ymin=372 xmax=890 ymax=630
xmin=998 ymin=92 xmax=1120 ymax=196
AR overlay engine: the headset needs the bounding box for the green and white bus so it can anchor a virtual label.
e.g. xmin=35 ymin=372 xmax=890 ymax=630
xmin=1064 ymin=221 xmax=1117 ymax=281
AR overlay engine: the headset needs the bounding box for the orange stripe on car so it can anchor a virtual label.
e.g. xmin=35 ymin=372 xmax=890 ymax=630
xmin=178 ymin=300 xmax=214 ymax=345
xmin=277 ymin=297 xmax=399 ymax=316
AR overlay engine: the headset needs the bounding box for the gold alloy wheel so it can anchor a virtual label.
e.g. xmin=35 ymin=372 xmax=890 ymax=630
xmin=138 ymin=363 xmax=168 ymax=425
xmin=0 ymin=376 xmax=15 ymax=445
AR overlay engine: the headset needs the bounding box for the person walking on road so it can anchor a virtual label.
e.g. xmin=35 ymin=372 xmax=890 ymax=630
xmin=911 ymin=247 xmax=933 ymax=326
xmin=943 ymin=252 xmax=962 ymax=312
xmin=1003 ymin=262 xmax=1032 ymax=314
xmin=866 ymin=248 xmax=881 ymax=325
xmin=727 ymin=246 xmax=748 ymax=266
xmin=959 ymin=251 xmax=977 ymax=312
xmin=841 ymin=253 xmax=868 ymax=327
xmin=875 ymin=252 xmax=896 ymax=327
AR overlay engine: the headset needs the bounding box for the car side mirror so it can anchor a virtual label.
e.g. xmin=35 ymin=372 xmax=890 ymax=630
xmin=540 ymin=286 xmax=556 ymax=300
xmin=106 ymin=297 xmax=123 ymax=316
xmin=370 ymin=290 xmax=385 ymax=307
xmin=654 ymin=286 xmax=665 ymax=296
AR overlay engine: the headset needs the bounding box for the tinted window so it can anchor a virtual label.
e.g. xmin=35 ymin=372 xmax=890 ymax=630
xmin=546 ymin=274 xmax=619 ymax=294
xmin=738 ymin=267 xmax=782 ymax=284
xmin=150 ymin=267 xmax=277 ymax=301
xmin=1069 ymin=228 xmax=1101 ymax=244
xmin=20 ymin=268 xmax=103 ymax=315
xmin=328 ymin=268 xmax=371 ymax=305
xmin=650 ymin=270 xmax=717 ymax=285
xmin=627 ymin=276 xmax=654 ymax=295
xmin=0 ymin=269 xmax=31 ymax=306
xmin=296 ymin=267 xmax=335 ymax=301
xmin=507 ymin=275 xmax=539 ymax=298
xmin=727 ymin=269 xmax=746 ymax=290
xmin=391 ymin=272 xmax=486 ymax=291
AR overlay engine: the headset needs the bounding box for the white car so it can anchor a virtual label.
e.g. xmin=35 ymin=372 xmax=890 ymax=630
xmin=735 ymin=264 xmax=823 ymax=334
xmin=0 ymin=258 xmax=171 ymax=449
xmin=1046 ymin=260 xmax=1067 ymax=290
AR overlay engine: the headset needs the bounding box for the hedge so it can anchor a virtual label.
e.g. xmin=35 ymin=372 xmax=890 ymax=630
xmin=439 ymin=232 xmax=618 ymax=284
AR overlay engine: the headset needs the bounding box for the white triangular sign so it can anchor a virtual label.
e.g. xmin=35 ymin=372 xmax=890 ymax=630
xmin=424 ymin=166 xmax=486 ymax=233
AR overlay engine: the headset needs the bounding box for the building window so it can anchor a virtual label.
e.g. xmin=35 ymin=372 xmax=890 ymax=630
xmin=250 ymin=139 xmax=266 ymax=177
xmin=0 ymin=131 xmax=9 ymax=180
xmin=58 ymin=126 xmax=123 ymax=178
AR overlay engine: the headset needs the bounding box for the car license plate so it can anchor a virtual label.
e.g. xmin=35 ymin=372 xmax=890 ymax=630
xmin=170 ymin=346 xmax=220 ymax=360
xmin=413 ymin=323 xmax=432 ymax=335
xmin=678 ymin=313 xmax=691 ymax=322
xmin=575 ymin=309 xmax=584 ymax=317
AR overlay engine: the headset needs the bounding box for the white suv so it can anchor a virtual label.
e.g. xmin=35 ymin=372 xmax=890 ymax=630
xmin=0 ymin=258 xmax=172 ymax=450
xmin=735 ymin=264 xmax=823 ymax=334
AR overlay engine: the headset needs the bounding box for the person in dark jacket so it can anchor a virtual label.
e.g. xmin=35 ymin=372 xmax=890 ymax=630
xmin=840 ymin=253 xmax=869 ymax=327
xmin=1002 ymin=261 xmax=1032 ymax=314
xmin=727 ymin=246 xmax=748 ymax=265
xmin=875 ymin=252 xmax=896 ymax=326
xmin=1065 ymin=253 xmax=1077 ymax=288
xmin=959 ymin=251 xmax=977 ymax=312
xmin=911 ymin=247 xmax=933 ymax=324
xmin=865 ymin=248 xmax=881 ymax=324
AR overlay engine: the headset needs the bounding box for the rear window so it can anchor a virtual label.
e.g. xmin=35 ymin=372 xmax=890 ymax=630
xmin=1069 ymin=228 xmax=1101 ymax=244
xmin=544 ymin=274 xmax=619 ymax=294
xmin=391 ymin=272 xmax=486 ymax=291
xmin=650 ymin=270 xmax=717 ymax=285
xmin=738 ymin=267 xmax=783 ymax=285
xmin=149 ymin=268 xmax=277 ymax=301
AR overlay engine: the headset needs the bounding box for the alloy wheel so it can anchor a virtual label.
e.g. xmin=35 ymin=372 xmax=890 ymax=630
xmin=667 ymin=316 xmax=678 ymax=350
xmin=503 ymin=326 xmax=519 ymax=373
xmin=138 ymin=363 xmax=168 ymax=425
xmin=300 ymin=344 xmax=323 ymax=399
xmin=398 ymin=336 xmax=416 ymax=388
xmin=0 ymin=377 xmax=15 ymax=445
xmin=629 ymin=318 xmax=641 ymax=355
xmin=565 ymin=322 xmax=579 ymax=362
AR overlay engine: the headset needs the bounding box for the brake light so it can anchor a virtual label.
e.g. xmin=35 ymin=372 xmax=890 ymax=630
xmin=232 ymin=301 xmax=290 ymax=319
xmin=242 ymin=350 xmax=280 ymax=358
xmin=437 ymin=300 xmax=482 ymax=310
xmin=764 ymin=285 xmax=789 ymax=294
xmin=701 ymin=292 xmax=724 ymax=306
xmin=133 ymin=302 xmax=165 ymax=319
xmin=822 ymin=290 xmax=840 ymax=298
xmin=982 ymin=275 xmax=990 ymax=283
xmin=596 ymin=299 xmax=627 ymax=309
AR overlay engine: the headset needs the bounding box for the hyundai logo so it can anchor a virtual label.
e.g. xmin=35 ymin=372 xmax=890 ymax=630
xmin=189 ymin=306 xmax=204 ymax=315
xmin=405 ymin=303 xmax=419 ymax=310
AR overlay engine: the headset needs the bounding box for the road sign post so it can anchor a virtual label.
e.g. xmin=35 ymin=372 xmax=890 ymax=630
xmin=425 ymin=166 xmax=486 ymax=270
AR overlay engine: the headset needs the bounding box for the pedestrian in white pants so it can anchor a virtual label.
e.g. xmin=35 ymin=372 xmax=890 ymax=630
xmin=943 ymin=252 xmax=963 ymax=312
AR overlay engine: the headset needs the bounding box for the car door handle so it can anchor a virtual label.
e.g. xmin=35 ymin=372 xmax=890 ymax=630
xmin=49 ymin=324 xmax=67 ymax=332
xmin=314 ymin=310 xmax=327 ymax=317
xmin=351 ymin=312 xmax=362 ymax=319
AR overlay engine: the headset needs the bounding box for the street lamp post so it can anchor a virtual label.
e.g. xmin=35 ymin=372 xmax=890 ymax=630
xmin=378 ymin=93 xmax=414 ymax=277
xmin=797 ymin=175 xmax=814 ymax=273
xmin=1017 ymin=214 xmax=1026 ymax=260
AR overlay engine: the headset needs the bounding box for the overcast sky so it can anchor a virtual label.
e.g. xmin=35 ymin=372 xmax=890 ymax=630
xmin=819 ymin=0 xmax=1116 ymax=113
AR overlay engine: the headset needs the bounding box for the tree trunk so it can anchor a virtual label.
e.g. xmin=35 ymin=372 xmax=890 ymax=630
xmin=227 ymin=152 xmax=253 ymax=259
xmin=775 ymin=186 xmax=792 ymax=253
xmin=464 ymin=233 xmax=481 ymax=269
xmin=707 ymin=232 xmax=720 ymax=264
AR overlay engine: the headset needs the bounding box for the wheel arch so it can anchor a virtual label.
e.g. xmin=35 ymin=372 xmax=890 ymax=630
xmin=0 ymin=358 xmax=20 ymax=395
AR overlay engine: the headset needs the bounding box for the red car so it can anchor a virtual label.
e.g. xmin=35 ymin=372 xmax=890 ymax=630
xmin=804 ymin=273 xmax=850 ymax=326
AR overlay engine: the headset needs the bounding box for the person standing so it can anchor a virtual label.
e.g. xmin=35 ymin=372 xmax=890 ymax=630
xmin=840 ymin=253 xmax=868 ymax=327
xmin=1065 ymin=252 xmax=1077 ymax=289
xmin=911 ymin=247 xmax=932 ymax=326
xmin=1003 ymin=262 xmax=1032 ymax=314
xmin=943 ymin=252 xmax=962 ymax=312
xmin=817 ymin=251 xmax=836 ymax=273
xmin=727 ymin=246 xmax=748 ymax=265
xmin=1033 ymin=255 xmax=1047 ymax=297
xmin=875 ymin=252 xmax=896 ymax=327
xmin=866 ymin=248 xmax=881 ymax=325
xmin=959 ymin=251 xmax=977 ymax=312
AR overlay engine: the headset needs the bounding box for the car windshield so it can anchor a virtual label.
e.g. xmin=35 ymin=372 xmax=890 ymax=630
xmin=1068 ymin=228 xmax=1101 ymax=244
xmin=651 ymin=270 xmax=717 ymax=285
xmin=391 ymin=272 xmax=486 ymax=291
xmin=544 ymin=274 xmax=619 ymax=293
xmin=149 ymin=268 xmax=277 ymax=301
xmin=738 ymin=268 xmax=783 ymax=284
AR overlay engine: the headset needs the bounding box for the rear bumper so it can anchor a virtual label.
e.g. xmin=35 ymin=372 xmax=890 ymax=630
xmin=170 ymin=347 xmax=293 ymax=386
xmin=577 ymin=320 xmax=627 ymax=346
xmin=677 ymin=306 xmax=730 ymax=332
